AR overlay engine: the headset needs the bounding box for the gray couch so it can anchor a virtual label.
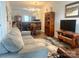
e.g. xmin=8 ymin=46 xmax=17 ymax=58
xmin=0 ymin=31 xmax=48 ymax=58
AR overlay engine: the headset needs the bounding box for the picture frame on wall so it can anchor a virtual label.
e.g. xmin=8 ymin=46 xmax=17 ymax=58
xmin=65 ymin=1 xmax=79 ymax=18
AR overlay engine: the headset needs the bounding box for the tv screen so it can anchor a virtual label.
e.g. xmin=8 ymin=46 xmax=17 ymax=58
xmin=60 ymin=20 xmax=76 ymax=32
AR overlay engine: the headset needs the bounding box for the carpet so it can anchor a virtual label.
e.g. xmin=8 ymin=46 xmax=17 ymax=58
xmin=45 ymin=37 xmax=70 ymax=48
xmin=34 ymin=38 xmax=58 ymax=58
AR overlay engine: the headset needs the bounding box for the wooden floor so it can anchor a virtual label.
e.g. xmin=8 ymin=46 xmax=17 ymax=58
xmin=32 ymin=32 xmax=46 ymax=39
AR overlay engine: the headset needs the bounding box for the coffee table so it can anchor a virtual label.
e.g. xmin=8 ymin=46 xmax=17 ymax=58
xmin=57 ymin=47 xmax=79 ymax=58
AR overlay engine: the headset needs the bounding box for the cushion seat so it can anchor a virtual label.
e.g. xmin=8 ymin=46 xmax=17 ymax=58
xmin=0 ymin=44 xmax=48 ymax=58
xmin=22 ymin=36 xmax=34 ymax=40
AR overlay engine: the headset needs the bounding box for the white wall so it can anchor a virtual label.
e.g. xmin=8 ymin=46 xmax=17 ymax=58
xmin=0 ymin=1 xmax=7 ymax=42
xmin=6 ymin=1 xmax=12 ymax=33
xmin=0 ymin=1 xmax=12 ymax=42
xmin=76 ymin=20 xmax=79 ymax=34
xmin=12 ymin=9 xmax=33 ymax=17
xmin=53 ymin=1 xmax=79 ymax=38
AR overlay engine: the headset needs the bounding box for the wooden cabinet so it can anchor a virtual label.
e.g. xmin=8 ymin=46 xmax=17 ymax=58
xmin=57 ymin=30 xmax=79 ymax=48
xmin=45 ymin=12 xmax=55 ymax=37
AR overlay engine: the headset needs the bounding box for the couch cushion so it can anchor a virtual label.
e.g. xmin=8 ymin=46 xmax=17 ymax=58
xmin=0 ymin=46 xmax=48 ymax=58
xmin=21 ymin=31 xmax=31 ymax=36
xmin=22 ymin=36 xmax=33 ymax=40
xmin=23 ymin=39 xmax=36 ymax=45
xmin=2 ymin=27 xmax=24 ymax=52
xmin=10 ymin=27 xmax=22 ymax=36
xmin=23 ymin=39 xmax=46 ymax=47
xmin=0 ymin=40 xmax=48 ymax=58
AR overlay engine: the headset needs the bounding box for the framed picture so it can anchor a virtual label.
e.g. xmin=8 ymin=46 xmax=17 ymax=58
xmin=65 ymin=1 xmax=79 ymax=18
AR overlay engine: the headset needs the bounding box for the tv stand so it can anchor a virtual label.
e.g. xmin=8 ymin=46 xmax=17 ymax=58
xmin=57 ymin=30 xmax=79 ymax=48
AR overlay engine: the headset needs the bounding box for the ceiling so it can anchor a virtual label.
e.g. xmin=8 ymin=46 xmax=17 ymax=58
xmin=10 ymin=1 xmax=53 ymax=10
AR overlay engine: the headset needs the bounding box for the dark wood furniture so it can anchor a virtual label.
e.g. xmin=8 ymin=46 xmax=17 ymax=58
xmin=31 ymin=21 xmax=41 ymax=30
xmin=22 ymin=22 xmax=31 ymax=31
xmin=14 ymin=15 xmax=22 ymax=31
xmin=57 ymin=30 xmax=79 ymax=48
xmin=57 ymin=47 xmax=79 ymax=58
xmin=30 ymin=21 xmax=41 ymax=35
xmin=45 ymin=12 xmax=55 ymax=37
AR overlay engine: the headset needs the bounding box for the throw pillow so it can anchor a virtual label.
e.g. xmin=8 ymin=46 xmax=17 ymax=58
xmin=2 ymin=27 xmax=24 ymax=52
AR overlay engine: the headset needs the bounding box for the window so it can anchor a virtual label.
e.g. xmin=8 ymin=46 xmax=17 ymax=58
xmin=22 ymin=16 xmax=31 ymax=22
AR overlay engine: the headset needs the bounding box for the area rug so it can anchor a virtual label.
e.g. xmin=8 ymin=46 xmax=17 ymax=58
xmin=45 ymin=37 xmax=70 ymax=48
xmin=34 ymin=38 xmax=58 ymax=58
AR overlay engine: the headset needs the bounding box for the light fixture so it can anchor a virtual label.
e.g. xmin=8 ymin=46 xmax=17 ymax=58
xmin=23 ymin=8 xmax=40 ymax=11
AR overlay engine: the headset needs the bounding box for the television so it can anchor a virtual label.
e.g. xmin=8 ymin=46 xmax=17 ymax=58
xmin=60 ymin=20 xmax=76 ymax=32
